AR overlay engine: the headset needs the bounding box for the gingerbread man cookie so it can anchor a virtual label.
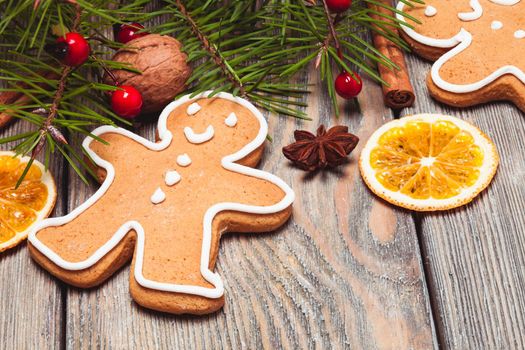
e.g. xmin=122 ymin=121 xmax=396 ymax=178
xmin=28 ymin=92 xmax=294 ymax=315
xmin=397 ymin=0 xmax=525 ymax=111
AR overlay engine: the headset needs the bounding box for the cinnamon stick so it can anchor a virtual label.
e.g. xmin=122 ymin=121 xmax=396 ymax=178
xmin=368 ymin=1 xmax=415 ymax=109
xmin=0 ymin=71 xmax=58 ymax=128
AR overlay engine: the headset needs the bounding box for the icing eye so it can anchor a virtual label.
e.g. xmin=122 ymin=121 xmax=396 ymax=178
xmin=424 ymin=5 xmax=437 ymax=17
xmin=225 ymin=112 xmax=237 ymax=127
xmin=187 ymin=102 xmax=201 ymax=115
xmin=515 ymin=30 xmax=525 ymax=39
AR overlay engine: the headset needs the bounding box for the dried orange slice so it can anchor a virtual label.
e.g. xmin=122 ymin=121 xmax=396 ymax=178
xmin=0 ymin=151 xmax=56 ymax=252
xmin=359 ymin=114 xmax=499 ymax=211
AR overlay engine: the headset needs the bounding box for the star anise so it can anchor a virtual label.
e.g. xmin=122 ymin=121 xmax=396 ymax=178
xmin=282 ymin=125 xmax=359 ymax=171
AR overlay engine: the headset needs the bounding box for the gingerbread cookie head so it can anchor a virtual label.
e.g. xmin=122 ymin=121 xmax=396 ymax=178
xmin=397 ymin=0 xmax=525 ymax=111
xmin=28 ymin=92 xmax=294 ymax=315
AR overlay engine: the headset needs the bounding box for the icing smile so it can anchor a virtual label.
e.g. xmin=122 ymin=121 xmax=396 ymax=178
xmin=184 ymin=125 xmax=215 ymax=144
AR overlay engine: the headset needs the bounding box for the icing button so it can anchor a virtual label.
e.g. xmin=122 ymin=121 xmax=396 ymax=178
xmin=165 ymin=170 xmax=181 ymax=186
xmin=151 ymin=187 xmax=166 ymax=204
xmin=177 ymin=154 xmax=192 ymax=167
xmin=491 ymin=21 xmax=503 ymax=30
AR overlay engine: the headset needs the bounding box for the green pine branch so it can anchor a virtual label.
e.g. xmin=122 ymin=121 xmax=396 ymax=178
xmin=152 ymin=0 xmax=423 ymax=117
xmin=154 ymin=0 xmax=310 ymax=119
xmin=0 ymin=0 xmax=423 ymax=185
xmin=0 ymin=0 xmax=153 ymax=184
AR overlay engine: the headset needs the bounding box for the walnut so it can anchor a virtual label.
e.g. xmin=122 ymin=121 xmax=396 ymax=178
xmin=104 ymin=34 xmax=191 ymax=114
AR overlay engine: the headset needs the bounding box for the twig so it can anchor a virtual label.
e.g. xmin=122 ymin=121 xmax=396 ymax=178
xmin=32 ymin=65 xmax=71 ymax=157
xmin=43 ymin=66 xmax=71 ymax=130
xmin=321 ymin=0 xmax=343 ymax=59
xmin=316 ymin=13 xmax=343 ymax=68
xmin=72 ymin=2 xmax=82 ymax=30
xmin=31 ymin=3 xmax=82 ymax=159
xmin=173 ymin=0 xmax=247 ymax=96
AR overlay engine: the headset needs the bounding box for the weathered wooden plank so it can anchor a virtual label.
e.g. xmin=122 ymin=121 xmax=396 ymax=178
xmin=402 ymin=55 xmax=525 ymax=349
xmin=0 ymin=119 xmax=64 ymax=349
xmin=61 ymin=63 xmax=437 ymax=349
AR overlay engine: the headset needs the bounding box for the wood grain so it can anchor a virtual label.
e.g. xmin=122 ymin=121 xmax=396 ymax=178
xmin=60 ymin=64 xmax=436 ymax=349
xmin=0 ymin=119 xmax=65 ymax=349
xmin=0 ymin=2 xmax=441 ymax=347
xmin=403 ymin=56 xmax=525 ymax=349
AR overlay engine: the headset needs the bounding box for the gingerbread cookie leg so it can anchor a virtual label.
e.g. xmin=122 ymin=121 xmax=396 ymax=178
xmin=28 ymin=195 xmax=138 ymax=288
xmin=128 ymin=170 xmax=292 ymax=315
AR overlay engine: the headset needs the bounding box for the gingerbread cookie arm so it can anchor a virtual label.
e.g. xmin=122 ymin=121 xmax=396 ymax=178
xmin=28 ymin=126 xmax=174 ymax=284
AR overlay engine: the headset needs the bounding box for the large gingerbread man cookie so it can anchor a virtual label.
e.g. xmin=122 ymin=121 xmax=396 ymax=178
xmin=28 ymin=92 xmax=294 ymax=315
xmin=397 ymin=0 xmax=525 ymax=111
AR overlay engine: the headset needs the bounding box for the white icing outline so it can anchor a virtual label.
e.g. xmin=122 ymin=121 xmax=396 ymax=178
xmin=397 ymin=1 xmax=525 ymax=93
xmin=176 ymin=153 xmax=192 ymax=167
xmin=425 ymin=5 xmax=437 ymax=17
xmin=150 ymin=187 xmax=166 ymax=204
xmin=458 ymin=0 xmax=483 ymax=21
xmin=184 ymin=125 xmax=214 ymax=144
xmin=28 ymin=91 xmax=295 ymax=299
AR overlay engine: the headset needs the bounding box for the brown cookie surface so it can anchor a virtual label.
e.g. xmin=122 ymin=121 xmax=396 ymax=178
xmin=29 ymin=95 xmax=294 ymax=315
xmin=398 ymin=0 xmax=525 ymax=111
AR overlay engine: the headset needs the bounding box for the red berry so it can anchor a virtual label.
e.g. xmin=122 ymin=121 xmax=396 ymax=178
xmin=55 ymin=32 xmax=90 ymax=66
xmin=335 ymin=71 xmax=362 ymax=99
xmin=116 ymin=23 xmax=148 ymax=44
xmin=326 ymin=0 xmax=352 ymax=13
xmin=111 ymin=85 xmax=143 ymax=119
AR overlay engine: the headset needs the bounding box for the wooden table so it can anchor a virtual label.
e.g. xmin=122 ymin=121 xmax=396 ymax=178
xmin=1 ymin=37 xmax=525 ymax=350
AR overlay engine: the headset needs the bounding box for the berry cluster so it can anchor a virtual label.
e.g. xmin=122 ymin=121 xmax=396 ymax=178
xmin=45 ymin=23 xmax=150 ymax=119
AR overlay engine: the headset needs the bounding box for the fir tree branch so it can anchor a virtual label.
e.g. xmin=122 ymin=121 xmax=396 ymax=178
xmin=173 ymin=0 xmax=246 ymax=96
xmin=0 ymin=0 xmax=153 ymax=185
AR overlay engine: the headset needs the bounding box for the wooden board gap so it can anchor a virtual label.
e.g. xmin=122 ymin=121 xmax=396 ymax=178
xmin=413 ymin=212 xmax=445 ymax=350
